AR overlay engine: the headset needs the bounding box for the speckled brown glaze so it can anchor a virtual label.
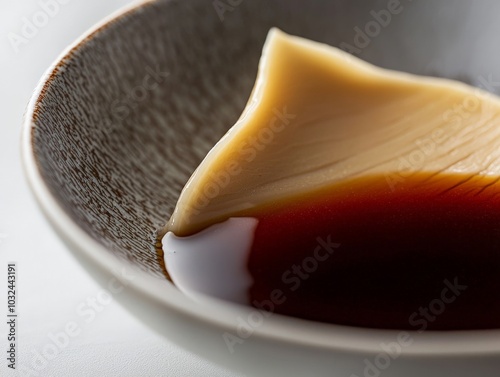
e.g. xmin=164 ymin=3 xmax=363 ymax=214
xmin=30 ymin=0 xmax=486 ymax=279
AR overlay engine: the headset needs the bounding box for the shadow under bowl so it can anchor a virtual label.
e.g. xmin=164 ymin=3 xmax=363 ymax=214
xmin=23 ymin=0 xmax=500 ymax=376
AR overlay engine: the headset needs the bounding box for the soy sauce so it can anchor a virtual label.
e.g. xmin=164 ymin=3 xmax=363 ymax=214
xmin=163 ymin=173 xmax=500 ymax=330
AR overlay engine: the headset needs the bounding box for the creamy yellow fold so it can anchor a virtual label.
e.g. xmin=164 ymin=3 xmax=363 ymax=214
xmin=165 ymin=28 xmax=500 ymax=236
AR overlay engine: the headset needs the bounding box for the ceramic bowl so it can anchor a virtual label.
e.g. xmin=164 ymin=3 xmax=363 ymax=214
xmin=22 ymin=0 xmax=500 ymax=375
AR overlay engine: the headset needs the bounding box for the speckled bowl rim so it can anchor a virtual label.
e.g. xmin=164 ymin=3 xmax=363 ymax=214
xmin=21 ymin=0 xmax=500 ymax=357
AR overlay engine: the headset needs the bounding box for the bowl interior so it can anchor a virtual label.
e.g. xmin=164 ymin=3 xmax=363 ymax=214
xmin=30 ymin=0 xmax=500 ymax=290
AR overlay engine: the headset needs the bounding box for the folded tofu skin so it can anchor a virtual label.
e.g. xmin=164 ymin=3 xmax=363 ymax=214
xmin=165 ymin=28 xmax=500 ymax=237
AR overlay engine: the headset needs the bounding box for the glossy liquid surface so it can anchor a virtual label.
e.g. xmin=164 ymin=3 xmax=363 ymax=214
xmin=166 ymin=29 xmax=500 ymax=237
xmin=164 ymin=174 xmax=500 ymax=330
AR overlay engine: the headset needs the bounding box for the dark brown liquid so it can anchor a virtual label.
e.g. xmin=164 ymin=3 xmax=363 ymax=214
xmin=168 ymin=173 xmax=500 ymax=330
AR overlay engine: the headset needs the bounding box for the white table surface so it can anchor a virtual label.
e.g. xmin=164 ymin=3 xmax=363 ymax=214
xmin=0 ymin=1 xmax=241 ymax=376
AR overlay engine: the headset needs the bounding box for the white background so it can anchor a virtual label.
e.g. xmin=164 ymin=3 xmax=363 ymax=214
xmin=0 ymin=1 xmax=240 ymax=376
